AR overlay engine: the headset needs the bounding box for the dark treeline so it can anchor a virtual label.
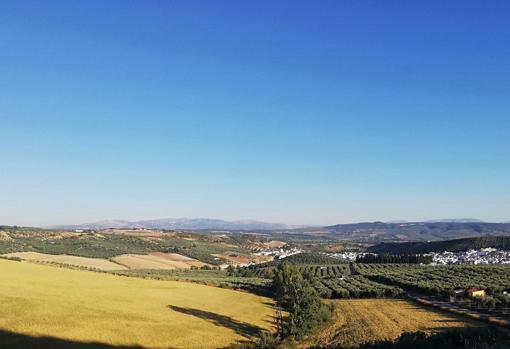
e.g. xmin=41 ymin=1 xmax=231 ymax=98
xmin=356 ymin=254 xmax=432 ymax=264
xmin=368 ymin=235 xmax=510 ymax=255
xmin=349 ymin=327 xmax=510 ymax=349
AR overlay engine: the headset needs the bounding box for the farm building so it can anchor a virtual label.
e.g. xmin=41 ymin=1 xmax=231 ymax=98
xmin=467 ymin=288 xmax=486 ymax=298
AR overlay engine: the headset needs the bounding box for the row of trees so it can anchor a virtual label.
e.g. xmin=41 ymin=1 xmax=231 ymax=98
xmin=232 ymin=263 xmax=350 ymax=279
xmin=356 ymin=254 xmax=433 ymax=264
xmin=356 ymin=264 xmax=510 ymax=297
xmin=321 ymin=275 xmax=403 ymax=299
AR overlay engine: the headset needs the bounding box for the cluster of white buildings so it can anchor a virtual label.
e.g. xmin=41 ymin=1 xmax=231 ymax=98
xmin=254 ymin=247 xmax=302 ymax=259
xmin=430 ymin=248 xmax=510 ymax=265
xmin=327 ymin=251 xmax=366 ymax=261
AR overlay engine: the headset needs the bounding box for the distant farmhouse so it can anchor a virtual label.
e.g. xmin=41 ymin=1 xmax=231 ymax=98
xmin=467 ymin=288 xmax=486 ymax=298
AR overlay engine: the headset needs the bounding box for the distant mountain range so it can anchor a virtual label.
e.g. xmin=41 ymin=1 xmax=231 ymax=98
xmin=325 ymin=221 xmax=510 ymax=242
xmin=50 ymin=218 xmax=306 ymax=231
xmin=424 ymin=218 xmax=486 ymax=223
xmin=49 ymin=218 xmax=510 ymax=241
xmin=386 ymin=219 xmax=486 ymax=224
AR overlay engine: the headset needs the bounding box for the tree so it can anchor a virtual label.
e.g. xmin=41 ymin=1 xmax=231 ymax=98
xmin=271 ymin=262 xmax=331 ymax=338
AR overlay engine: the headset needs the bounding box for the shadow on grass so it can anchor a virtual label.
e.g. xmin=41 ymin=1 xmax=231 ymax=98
xmin=0 ymin=329 xmax=149 ymax=349
xmin=262 ymin=301 xmax=276 ymax=308
xmin=432 ymin=319 xmax=466 ymax=323
xmin=169 ymin=305 xmax=263 ymax=339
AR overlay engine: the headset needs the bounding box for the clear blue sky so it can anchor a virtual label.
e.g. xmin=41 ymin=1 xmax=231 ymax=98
xmin=1 ymin=1 xmax=509 ymax=226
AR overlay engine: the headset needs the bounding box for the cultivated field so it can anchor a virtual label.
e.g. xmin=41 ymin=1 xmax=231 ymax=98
xmin=212 ymin=252 xmax=272 ymax=266
xmin=3 ymin=252 xmax=127 ymax=271
xmin=0 ymin=259 xmax=275 ymax=348
xmin=299 ymin=299 xmax=485 ymax=348
xmin=149 ymin=252 xmax=209 ymax=268
xmin=111 ymin=253 xmax=209 ymax=270
xmin=3 ymin=251 xmax=209 ymax=271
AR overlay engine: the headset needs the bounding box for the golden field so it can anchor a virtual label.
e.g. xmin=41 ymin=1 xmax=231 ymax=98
xmin=3 ymin=251 xmax=208 ymax=271
xmin=0 ymin=259 xmax=275 ymax=348
xmin=3 ymin=251 xmax=128 ymax=271
xmin=299 ymin=299 xmax=485 ymax=348
xmin=111 ymin=253 xmax=209 ymax=270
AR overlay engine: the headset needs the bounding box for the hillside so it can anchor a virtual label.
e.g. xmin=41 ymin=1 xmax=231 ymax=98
xmin=325 ymin=222 xmax=510 ymax=242
xmin=0 ymin=227 xmax=260 ymax=265
xmin=367 ymin=235 xmax=510 ymax=254
xmin=0 ymin=259 xmax=274 ymax=348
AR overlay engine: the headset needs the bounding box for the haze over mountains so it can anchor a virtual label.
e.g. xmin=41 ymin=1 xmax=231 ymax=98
xmin=50 ymin=218 xmax=305 ymax=231
xmin=47 ymin=218 xmax=510 ymax=243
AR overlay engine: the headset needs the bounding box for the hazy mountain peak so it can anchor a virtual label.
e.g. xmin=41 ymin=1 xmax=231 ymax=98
xmin=425 ymin=218 xmax=485 ymax=223
xmin=49 ymin=218 xmax=302 ymax=231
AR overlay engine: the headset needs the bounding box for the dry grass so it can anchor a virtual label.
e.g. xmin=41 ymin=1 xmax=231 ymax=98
xmin=0 ymin=259 xmax=275 ymax=348
xmin=149 ymin=252 xmax=210 ymax=268
xmin=264 ymin=240 xmax=286 ymax=249
xmin=213 ymin=252 xmax=273 ymax=266
xmin=111 ymin=253 xmax=183 ymax=269
xmin=3 ymin=252 xmax=210 ymax=271
xmin=111 ymin=253 xmax=208 ymax=270
xmin=0 ymin=232 xmax=12 ymax=241
xmin=3 ymin=252 xmax=127 ymax=271
xmin=299 ymin=299 xmax=485 ymax=348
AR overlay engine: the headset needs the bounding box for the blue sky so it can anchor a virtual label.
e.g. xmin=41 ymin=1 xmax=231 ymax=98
xmin=1 ymin=1 xmax=509 ymax=226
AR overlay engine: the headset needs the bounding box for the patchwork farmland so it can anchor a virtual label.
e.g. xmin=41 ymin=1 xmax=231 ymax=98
xmin=111 ymin=252 xmax=210 ymax=270
xmin=3 ymin=251 xmax=210 ymax=271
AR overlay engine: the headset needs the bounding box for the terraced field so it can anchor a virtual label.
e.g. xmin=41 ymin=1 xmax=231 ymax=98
xmin=0 ymin=259 xmax=275 ymax=348
xmin=299 ymin=299 xmax=485 ymax=348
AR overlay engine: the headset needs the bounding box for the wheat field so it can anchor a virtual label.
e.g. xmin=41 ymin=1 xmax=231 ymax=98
xmin=299 ymin=299 xmax=485 ymax=348
xmin=0 ymin=259 xmax=275 ymax=348
xmin=111 ymin=253 xmax=208 ymax=270
xmin=3 ymin=252 xmax=128 ymax=271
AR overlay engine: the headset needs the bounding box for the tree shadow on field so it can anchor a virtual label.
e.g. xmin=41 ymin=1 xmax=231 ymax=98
xmin=0 ymin=328 xmax=152 ymax=349
xmin=169 ymin=305 xmax=263 ymax=339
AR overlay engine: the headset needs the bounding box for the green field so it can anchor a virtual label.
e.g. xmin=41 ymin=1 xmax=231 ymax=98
xmin=0 ymin=259 xmax=275 ymax=348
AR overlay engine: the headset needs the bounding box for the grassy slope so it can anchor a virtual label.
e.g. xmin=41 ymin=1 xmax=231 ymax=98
xmin=0 ymin=259 xmax=275 ymax=349
xmin=298 ymin=299 xmax=484 ymax=348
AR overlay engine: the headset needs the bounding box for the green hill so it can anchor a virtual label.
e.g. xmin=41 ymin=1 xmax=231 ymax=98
xmin=326 ymin=222 xmax=510 ymax=242
xmin=367 ymin=235 xmax=510 ymax=254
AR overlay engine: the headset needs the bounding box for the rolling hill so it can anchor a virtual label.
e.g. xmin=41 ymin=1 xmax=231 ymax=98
xmin=325 ymin=222 xmax=510 ymax=242
xmin=367 ymin=235 xmax=510 ymax=254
